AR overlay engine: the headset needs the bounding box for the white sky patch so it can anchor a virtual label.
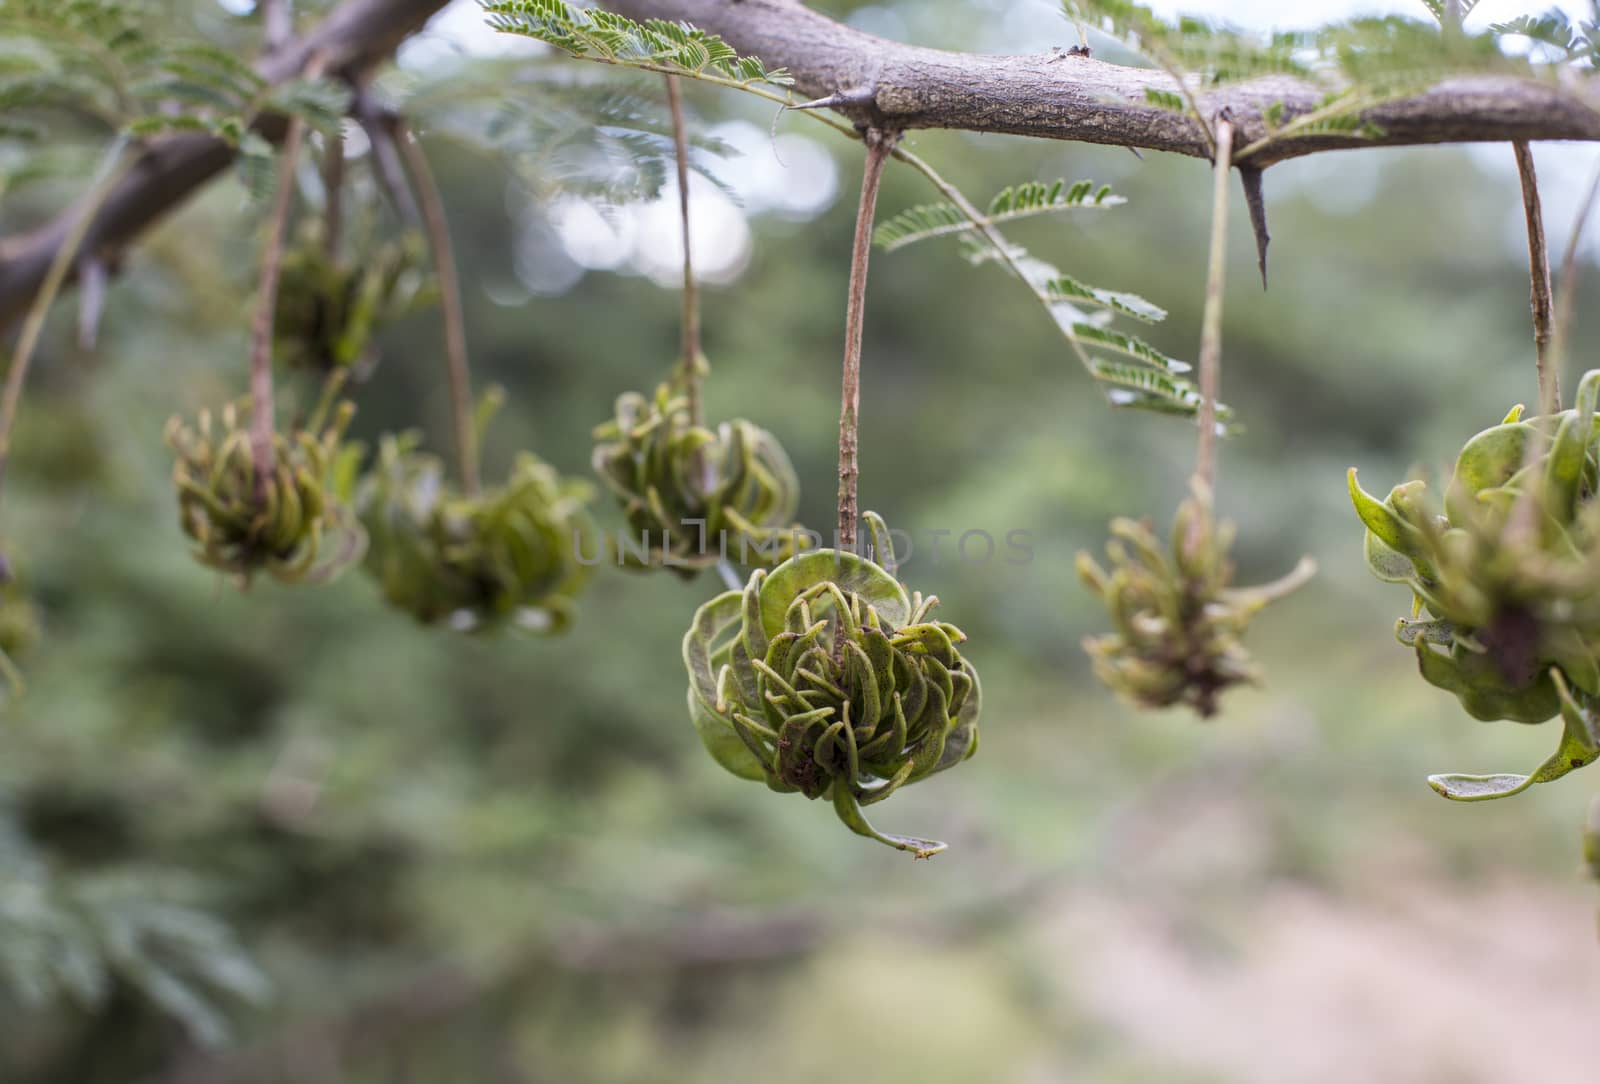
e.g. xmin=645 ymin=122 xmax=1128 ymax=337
xmin=516 ymin=176 xmax=756 ymax=293
xmin=709 ymin=122 xmax=841 ymax=220
xmin=548 ymin=198 xmax=638 ymax=272
xmin=1474 ymin=142 xmax=1600 ymax=264
xmin=629 ymin=174 xmax=754 ymax=287
xmin=397 ymin=1 xmax=548 ymax=68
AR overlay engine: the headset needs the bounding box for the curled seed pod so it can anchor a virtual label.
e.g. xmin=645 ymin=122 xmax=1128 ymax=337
xmin=273 ymin=226 xmax=435 ymax=375
xmin=166 ymin=400 xmax=366 ymax=586
xmin=356 ymin=397 xmax=596 ymax=634
xmin=593 ymin=380 xmax=801 ymax=576
xmin=1351 ymin=370 xmax=1600 ymax=801
xmin=683 ymin=512 xmax=980 ymax=858
xmin=1078 ymin=480 xmax=1316 ymax=718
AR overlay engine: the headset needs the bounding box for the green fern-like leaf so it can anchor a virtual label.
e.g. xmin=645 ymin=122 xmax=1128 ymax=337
xmin=0 ymin=808 xmax=269 ymax=1046
xmin=266 ymin=77 xmax=353 ymax=132
xmin=1042 ymin=275 xmax=1166 ymax=323
xmin=883 ymin=176 xmax=1223 ymax=425
xmin=874 ymin=178 xmax=1122 ymax=253
xmin=1421 ymin=0 xmax=1481 ymax=23
xmin=1144 ymin=86 xmax=1186 ymax=111
xmin=1064 ymin=0 xmax=1309 ymax=85
xmin=1070 ymin=323 xmax=1190 ymax=373
xmin=484 ymin=1 xmax=792 ymax=88
xmin=0 ymin=0 xmax=335 ymax=161
xmin=1091 ymin=358 xmax=1234 ymax=424
xmin=438 ymin=75 xmax=740 ymax=204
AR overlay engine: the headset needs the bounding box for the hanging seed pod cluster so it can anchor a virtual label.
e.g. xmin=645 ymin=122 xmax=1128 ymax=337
xmin=1350 ymin=370 xmax=1600 ymax=800
xmin=166 ymin=400 xmax=366 ymax=585
xmin=1078 ymin=482 xmax=1316 ymax=717
xmin=1078 ymin=119 xmax=1313 ymax=720
xmin=357 ymin=395 xmax=596 ymax=633
xmin=592 ymin=379 xmax=800 ymax=574
xmin=272 ymin=227 xmax=436 ymax=375
xmin=684 ymin=514 xmax=979 ymax=857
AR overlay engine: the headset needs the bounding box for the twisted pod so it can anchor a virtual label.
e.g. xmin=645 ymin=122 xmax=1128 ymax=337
xmin=1350 ymin=369 xmax=1600 ymax=799
xmin=167 ymin=399 xmax=366 ymax=585
xmin=683 ymin=513 xmax=980 ymax=857
xmin=1078 ymin=481 xmax=1316 ymax=718
xmin=357 ymin=391 xmax=596 ymax=633
xmin=593 ymin=380 xmax=800 ymax=574
xmin=272 ymin=226 xmax=435 ymax=375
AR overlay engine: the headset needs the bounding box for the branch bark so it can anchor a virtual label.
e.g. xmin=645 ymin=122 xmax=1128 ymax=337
xmin=6 ymin=0 xmax=1600 ymax=333
xmin=0 ymin=0 xmax=449 ymax=330
xmin=606 ymin=0 xmax=1600 ymax=165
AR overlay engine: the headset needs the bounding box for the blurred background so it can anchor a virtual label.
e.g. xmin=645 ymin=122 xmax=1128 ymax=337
xmin=3 ymin=0 xmax=1600 ymax=1080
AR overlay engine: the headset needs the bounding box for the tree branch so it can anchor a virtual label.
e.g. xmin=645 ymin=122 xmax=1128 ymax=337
xmin=605 ymin=0 xmax=1600 ymax=166
xmin=8 ymin=0 xmax=1600 ymax=335
xmin=0 ymin=0 xmax=450 ymax=331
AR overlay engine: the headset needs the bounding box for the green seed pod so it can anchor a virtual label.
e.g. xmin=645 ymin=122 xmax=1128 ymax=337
xmin=273 ymin=226 xmax=435 ymax=375
xmin=1350 ymin=370 xmax=1600 ymax=801
xmin=593 ymin=380 xmax=801 ymax=576
xmin=166 ymin=400 xmax=366 ymax=586
xmin=356 ymin=416 xmax=596 ymax=634
xmin=1078 ymin=480 xmax=1315 ymax=718
xmin=683 ymin=512 xmax=980 ymax=857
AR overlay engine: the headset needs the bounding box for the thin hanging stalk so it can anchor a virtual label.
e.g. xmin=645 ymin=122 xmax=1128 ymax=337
xmin=665 ymin=75 xmax=703 ymax=425
xmin=394 ymin=120 xmax=479 ymax=495
xmin=838 ymin=128 xmax=898 ymax=551
xmin=1514 ymin=141 xmax=1561 ymax=415
xmin=321 ymin=125 xmax=345 ymax=262
xmin=1193 ymin=117 xmax=1234 ymax=499
xmin=249 ymin=110 xmax=311 ymax=489
xmin=0 ymin=135 xmax=132 ymax=498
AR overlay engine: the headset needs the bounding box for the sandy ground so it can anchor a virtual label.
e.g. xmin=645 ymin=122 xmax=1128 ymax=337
xmin=1039 ymin=879 xmax=1600 ymax=1084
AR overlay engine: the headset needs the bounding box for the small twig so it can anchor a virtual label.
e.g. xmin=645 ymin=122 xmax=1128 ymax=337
xmin=665 ymin=76 xmax=702 ymax=426
xmin=1193 ymin=117 xmax=1234 ymax=499
xmin=248 ymin=111 xmax=313 ymax=490
xmin=1514 ymin=141 xmax=1561 ymax=415
xmin=321 ymin=125 xmax=346 ymax=262
xmin=393 ymin=119 xmax=479 ymax=495
xmin=355 ymin=86 xmax=422 ymax=228
xmin=838 ymin=128 xmax=898 ymax=551
xmin=0 ymin=136 xmax=131 ymax=500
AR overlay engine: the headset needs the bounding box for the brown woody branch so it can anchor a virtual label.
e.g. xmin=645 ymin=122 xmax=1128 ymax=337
xmin=605 ymin=0 xmax=1600 ymax=164
xmin=6 ymin=0 xmax=1600 ymax=333
xmin=0 ymin=0 xmax=450 ymax=330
